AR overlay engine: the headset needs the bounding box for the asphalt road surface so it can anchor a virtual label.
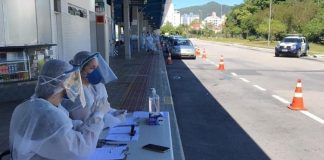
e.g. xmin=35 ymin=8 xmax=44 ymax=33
xmin=167 ymin=39 xmax=324 ymax=160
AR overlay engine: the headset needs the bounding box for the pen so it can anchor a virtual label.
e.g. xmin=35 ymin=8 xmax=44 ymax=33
xmin=129 ymin=125 xmax=136 ymax=141
xmin=130 ymin=125 xmax=135 ymax=136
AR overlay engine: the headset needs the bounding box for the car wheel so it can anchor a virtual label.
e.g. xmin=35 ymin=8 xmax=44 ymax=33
xmin=275 ymin=51 xmax=279 ymax=57
xmin=304 ymin=49 xmax=309 ymax=56
xmin=297 ymin=49 xmax=301 ymax=58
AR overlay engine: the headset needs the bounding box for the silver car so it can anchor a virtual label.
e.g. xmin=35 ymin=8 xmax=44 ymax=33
xmin=171 ymin=39 xmax=196 ymax=59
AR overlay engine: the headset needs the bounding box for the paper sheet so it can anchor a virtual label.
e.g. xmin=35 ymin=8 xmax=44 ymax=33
xmin=105 ymin=126 xmax=140 ymax=142
xmin=87 ymin=146 xmax=127 ymax=160
xmin=109 ymin=126 xmax=137 ymax=134
xmin=116 ymin=117 xmax=137 ymax=126
xmin=132 ymin=111 xmax=150 ymax=118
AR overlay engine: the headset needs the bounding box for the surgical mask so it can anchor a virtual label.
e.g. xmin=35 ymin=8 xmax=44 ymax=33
xmin=86 ymin=68 xmax=102 ymax=85
xmin=73 ymin=52 xmax=117 ymax=84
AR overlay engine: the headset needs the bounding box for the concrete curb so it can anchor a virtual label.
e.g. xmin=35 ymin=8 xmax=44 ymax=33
xmin=194 ymin=38 xmax=324 ymax=62
xmin=312 ymin=54 xmax=324 ymax=58
xmin=158 ymin=52 xmax=186 ymax=160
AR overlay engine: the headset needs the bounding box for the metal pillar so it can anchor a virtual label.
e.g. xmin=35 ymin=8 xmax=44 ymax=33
xmin=96 ymin=0 xmax=110 ymax=63
xmin=123 ymin=0 xmax=131 ymax=59
xmin=139 ymin=12 xmax=144 ymax=51
xmin=117 ymin=24 xmax=121 ymax=41
xmin=143 ymin=20 xmax=148 ymax=33
xmin=133 ymin=6 xmax=140 ymax=53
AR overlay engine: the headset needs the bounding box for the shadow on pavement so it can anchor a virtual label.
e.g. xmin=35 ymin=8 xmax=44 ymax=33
xmin=0 ymin=101 xmax=21 ymax=154
xmin=166 ymin=58 xmax=270 ymax=160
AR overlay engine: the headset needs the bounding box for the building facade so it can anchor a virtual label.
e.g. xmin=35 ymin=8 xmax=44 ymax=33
xmin=181 ymin=12 xmax=199 ymax=25
xmin=202 ymin=12 xmax=226 ymax=32
xmin=173 ymin=10 xmax=181 ymax=27
xmin=162 ymin=2 xmax=180 ymax=27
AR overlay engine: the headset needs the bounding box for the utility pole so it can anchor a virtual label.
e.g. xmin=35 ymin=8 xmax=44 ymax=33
xmin=267 ymin=0 xmax=272 ymax=46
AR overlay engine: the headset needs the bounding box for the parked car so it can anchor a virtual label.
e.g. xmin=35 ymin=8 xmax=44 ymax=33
xmin=167 ymin=35 xmax=183 ymax=52
xmin=275 ymin=35 xmax=309 ymax=58
xmin=170 ymin=38 xmax=196 ymax=59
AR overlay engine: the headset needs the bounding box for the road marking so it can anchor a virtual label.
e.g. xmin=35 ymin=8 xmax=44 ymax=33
xmin=272 ymin=95 xmax=290 ymax=104
xmin=239 ymin=78 xmax=250 ymax=83
xmin=253 ymin=85 xmax=266 ymax=91
xmin=206 ymin=59 xmax=215 ymax=65
xmin=300 ymin=111 xmax=324 ymax=124
xmin=231 ymin=72 xmax=238 ymax=76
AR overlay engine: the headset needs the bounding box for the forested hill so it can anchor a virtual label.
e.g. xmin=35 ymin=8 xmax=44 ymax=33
xmin=224 ymin=0 xmax=324 ymax=43
xmin=177 ymin=2 xmax=233 ymax=19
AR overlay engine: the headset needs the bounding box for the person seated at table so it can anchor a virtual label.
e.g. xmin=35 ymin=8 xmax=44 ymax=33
xmin=9 ymin=59 xmax=110 ymax=159
xmin=63 ymin=51 xmax=126 ymax=128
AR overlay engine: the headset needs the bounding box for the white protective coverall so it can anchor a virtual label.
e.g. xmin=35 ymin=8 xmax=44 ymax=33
xmin=145 ymin=34 xmax=155 ymax=52
xmin=9 ymin=98 xmax=104 ymax=160
xmin=69 ymin=83 xmax=126 ymax=128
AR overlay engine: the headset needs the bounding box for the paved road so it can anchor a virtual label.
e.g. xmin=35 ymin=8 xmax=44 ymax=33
xmin=167 ymin=39 xmax=324 ymax=160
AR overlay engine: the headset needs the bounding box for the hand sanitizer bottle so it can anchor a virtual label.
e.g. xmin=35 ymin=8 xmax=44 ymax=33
xmin=148 ymin=88 xmax=160 ymax=115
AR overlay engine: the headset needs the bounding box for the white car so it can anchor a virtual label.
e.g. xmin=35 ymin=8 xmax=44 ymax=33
xmin=171 ymin=38 xmax=196 ymax=59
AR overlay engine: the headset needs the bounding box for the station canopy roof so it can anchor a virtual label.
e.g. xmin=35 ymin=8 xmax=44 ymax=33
xmin=113 ymin=0 xmax=167 ymax=29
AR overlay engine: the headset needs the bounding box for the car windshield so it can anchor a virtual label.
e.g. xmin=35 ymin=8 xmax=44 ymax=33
xmin=282 ymin=38 xmax=301 ymax=43
xmin=175 ymin=40 xmax=192 ymax=46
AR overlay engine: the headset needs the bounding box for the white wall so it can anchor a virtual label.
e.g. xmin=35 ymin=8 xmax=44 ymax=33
xmin=53 ymin=0 xmax=95 ymax=61
xmin=0 ymin=1 xmax=5 ymax=46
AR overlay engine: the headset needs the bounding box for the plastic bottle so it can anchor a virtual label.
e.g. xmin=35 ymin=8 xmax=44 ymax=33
xmin=148 ymin=88 xmax=160 ymax=115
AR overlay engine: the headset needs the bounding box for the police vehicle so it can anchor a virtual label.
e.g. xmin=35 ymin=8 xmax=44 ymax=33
xmin=275 ymin=35 xmax=309 ymax=58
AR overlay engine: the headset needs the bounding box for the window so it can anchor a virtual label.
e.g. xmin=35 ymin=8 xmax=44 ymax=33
xmin=176 ymin=40 xmax=191 ymax=46
xmin=68 ymin=4 xmax=87 ymax=18
xmin=54 ymin=0 xmax=61 ymax=12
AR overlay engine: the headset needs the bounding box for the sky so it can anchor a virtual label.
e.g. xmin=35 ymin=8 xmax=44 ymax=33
xmin=173 ymin=0 xmax=244 ymax=9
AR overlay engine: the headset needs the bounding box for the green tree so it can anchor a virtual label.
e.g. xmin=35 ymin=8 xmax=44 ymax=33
xmin=175 ymin=25 xmax=190 ymax=36
xmin=224 ymin=2 xmax=259 ymax=38
xmin=160 ymin=22 xmax=175 ymax=35
xmin=303 ymin=9 xmax=324 ymax=43
xmin=257 ymin=19 xmax=287 ymax=40
xmin=271 ymin=1 xmax=318 ymax=33
xmin=224 ymin=5 xmax=243 ymax=37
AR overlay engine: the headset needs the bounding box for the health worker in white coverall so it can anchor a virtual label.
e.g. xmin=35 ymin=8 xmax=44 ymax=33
xmin=63 ymin=51 xmax=126 ymax=128
xmin=9 ymin=59 xmax=110 ymax=160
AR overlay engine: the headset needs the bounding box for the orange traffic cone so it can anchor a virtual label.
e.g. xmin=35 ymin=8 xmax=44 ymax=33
xmin=202 ymin=48 xmax=207 ymax=60
xmin=166 ymin=53 xmax=173 ymax=65
xmin=288 ymin=79 xmax=306 ymax=110
xmin=218 ymin=55 xmax=225 ymax=71
xmin=196 ymin=47 xmax=201 ymax=56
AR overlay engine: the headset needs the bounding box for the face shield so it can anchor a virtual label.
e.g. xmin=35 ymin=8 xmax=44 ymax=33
xmin=63 ymin=68 xmax=86 ymax=107
xmin=78 ymin=52 xmax=118 ymax=84
xmin=96 ymin=53 xmax=118 ymax=83
xmin=38 ymin=67 xmax=86 ymax=107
